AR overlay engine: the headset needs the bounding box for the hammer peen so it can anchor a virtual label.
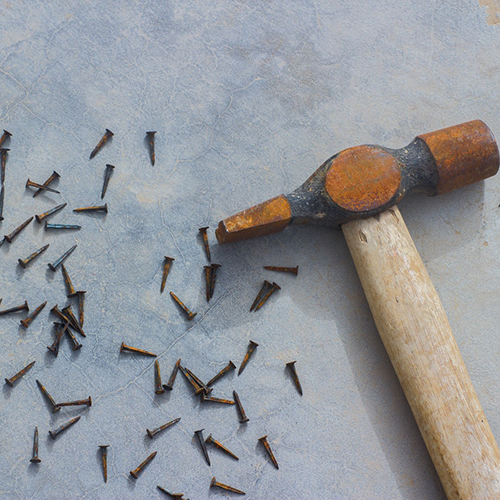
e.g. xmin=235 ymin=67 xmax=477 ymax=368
xmin=216 ymin=120 xmax=500 ymax=499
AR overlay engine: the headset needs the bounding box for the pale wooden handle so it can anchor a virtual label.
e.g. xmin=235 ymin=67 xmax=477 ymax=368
xmin=342 ymin=206 xmax=500 ymax=499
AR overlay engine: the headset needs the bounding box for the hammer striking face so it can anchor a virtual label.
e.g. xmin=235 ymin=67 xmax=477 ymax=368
xmin=216 ymin=120 xmax=499 ymax=243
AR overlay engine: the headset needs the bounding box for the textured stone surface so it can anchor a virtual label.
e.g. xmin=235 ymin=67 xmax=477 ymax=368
xmin=0 ymin=1 xmax=499 ymax=498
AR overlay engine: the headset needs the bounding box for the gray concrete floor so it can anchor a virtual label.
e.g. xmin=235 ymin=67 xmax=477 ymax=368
xmin=0 ymin=1 xmax=499 ymax=498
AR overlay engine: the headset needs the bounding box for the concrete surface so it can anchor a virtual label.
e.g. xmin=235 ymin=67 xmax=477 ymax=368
xmin=0 ymin=1 xmax=499 ymax=498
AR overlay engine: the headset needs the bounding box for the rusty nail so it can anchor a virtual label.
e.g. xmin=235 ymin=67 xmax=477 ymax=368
xmin=162 ymin=358 xmax=181 ymax=391
xmin=207 ymin=361 xmax=236 ymax=387
xmin=99 ymin=445 xmax=109 ymax=483
xmin=154 ymin=359 xmax=164 ymax=394
xmin=254 ymin=282 xmax=281 ymax=311
xmin=61 ymin=264 xmax=77 ymax=297
xmin=146 ymin=131 xmax=156 ymax=166
xmin=210 ymin=477 xmax=245 ymax=495
xmin=184 ymin=367 xmax=211 ymax=396
xmin=76 ymin=291 xmax=86 ymax=327
xmin=250 ymin=281 xmax=272 ymax=312
xmin=0 ymin=148 xmax=9 ymax=184
xmin=47 ymin=323 xmax=66 ymax=357
xmin=130 ymin=451 xmax=157 ymax=479
xmin=0 ymin=130 xmax=11 ymax=148
xmin=73 ymin=203 xmax=108 ymax=213
xmin=209 ymin=263 xmax=221 ymax=299
xmin=33 ymin=171 xmax=60 ymax=198
xmin=4 ymin=216 xmax=34 ymax=243
xmin=205 ymin=434 xmax=239 ymax=460
xmin=35 ymin=202 xmax=67 ymax=223
xmin=25 ymin=179 xmax=60 ymax=194
xmin=36 ymin=379 xmax=61 ymax=413
xmin=199 ymin=227 xmax=211 ymax=261
xmin=62 ymin=305 xmax=86 ymax=337
xmin=49 ymin=416 xmax=81 ymax=439
xmin=180 ymin=366 xmax=202 ymax=394
xmin=170 ymin=292 xmax=197 ymax=320
xmin=0 ymin=300 xmax=29 ymax=316
xmin=120 ymin=342 xmax=156 ymax=357
xmin=30 ymin=427 xmax=41 ymax=464
xmin=101 ymin=164 xmax=115 ymax=199
xmin=90 ymin=129 xmax=113 ymax=159
xmin=0 ymin=185 xmax=4 ymax=221
xmin=55 ymin=396 xmax=92 ymax=408
xmin=5 ymin=360 xmax=36 ymax=387
xmin=45 ymin=222 xmax=81 ymax=230
xmin=201 ymin=394 xmax=235 ymax=405
xmin=232 ymin=390 xmax=249 ymax=423
xmin=194 ymin=429 xmax=210 ymax=466
xmin=258 ymin=435 xmax=279 ymax=469
xmin=263 ymin=265 xmax=299 ymax=275
xmin=48 ymin=244 xmax=77 ymax=271
xmin=65 ymin=326 xmax=82 ymax=351
xmin=20 ymin=301 xmax=47 ymax=328
xmin=160 ymin=256 xmax=175 ymax=293
xmin=146 ymin=417 xmax=181 ymax=439
xmin=18 ymin=244 xmax=50 ymax=268
xmin=286 ymin=361 xmax=303 ymax=395
xmin=238 ymin=340 xmax=259 ymax=376
xmin=203 ymin=266 xmax=212 ymax=302
xmin=157 ymin=485 xmax=185 ymax=499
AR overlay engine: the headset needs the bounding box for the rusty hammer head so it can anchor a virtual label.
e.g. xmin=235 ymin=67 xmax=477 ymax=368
xmin=216 ymin=120 xmax=499 ymax=244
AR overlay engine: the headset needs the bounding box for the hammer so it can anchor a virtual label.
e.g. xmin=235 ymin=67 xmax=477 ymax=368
xmin=216 ymin=120 xmax=500 ymax=499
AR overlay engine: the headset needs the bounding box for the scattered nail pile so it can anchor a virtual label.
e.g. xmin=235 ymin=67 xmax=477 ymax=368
xmin=1 ymin=128 xmax=304 ymax=498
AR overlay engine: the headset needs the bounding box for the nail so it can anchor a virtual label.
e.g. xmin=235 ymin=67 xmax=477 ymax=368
xmin=35 ymin=203 xmax=67 ymax=223
xmin=45 ymin=222 xmax=81 ymax=230
xmin=179 ymin=366 xmax=203 ymax=395
xmin=120 ymin=342 xmax=156 ymax=357
xmin=20 ymin=301 xmax=47 ymax=328
xmin=207 ymin=361 xmax=236 ymax=387
xmin=49 ymin=416 xmax=81 ymax=439
xmin=48 ymin=244 xmax=77 ymax=271
xmin=162 ymin=358 xmax=181 ymax=391
xmin=210 ymin=477 xmax=245 ymax=495
xmin=25 ymin=179 xmax=60 ymax=194
xmin=73 ymin=204 xmax=108 ymax=213
xmin=61 ymin=306 xmax=86 ymax=337
xmin=160 ymin=256 xmax=174 ymax=294
xmin=170 ymin=292 xmax=197 ymax=320
xmin=101 ymin=164 xmax=115 ymax=199
xmin=61 ymin=264 xmax=77 ymax=297
xmin=154 ymin=359 xmax=164 ymax=394
xmin=205 ymin=434 xmax=239 ymax=460
xmin=47 ymin=322 xmax=67 ymax=357
xmin=146 ymin=131 xmax=156 ymax=166
xmin=232 ymin=390 xmax=249 ymax=423
xmin=286 ymin=361 xmax=303 ymax=395
xmin=201 ymin=394 xmax=235 ymax=405
xmin=50 ymin=305 xmax=73 ymax=326
xmin=90 ymin=129 xmax=113 ymax=159
xmin=18 ymin=244 xmax=50 ymax=268
xmin=55 ymin=396 xmax=91 ymax=408
xmin=4 ymin=216 xmax=33 ymax=243
xmin=238 ymin=340 xmax=259 ymax=376
xmin=65 ymin=326 xmax=83 ymax=351
xmin=5 ymin=360 xmax=36 ymax=386
xmin=76 ymin=291 xmax=86 ymax=326
xmin=0 ymin=148 xmax=9 ymax=184
xmin=254 ymin=282 xmax=281 ymax=311
xmin=0 ymin=185 xmax=4 ymax=221
xmin=0 ymin=130 xmax=12 ymax=148
xmin=146 ymin=417 xmax=181 ymax=439
xmin=203 ymin=266 xmax=212 ymax=302
xmin=130 ymin=451 xmax=157 ymax=479
xmin=250 ymin=281 xmax=272 ymax=312
xmin=30 ymin=427 xmax=41 ymax=463
xmin=33 ymin=171 xmax=60 ymax=198
xmin=36 ymin=379 xmax=61 ymax=413
xmin=0 ymin=300 xmax=29 ymax=316
xmin=157 ymin=485 xmax=185 ymax=499
xmin=263 ymin=265 xmax=299 ymax=275
xmin=99 ymin=445 xmax=109 ymax=483
xmin=258 ymin=435 xmax=279 ymax=469
xmin=209 ymin=264 xmax=221 ymax=299
xmin=184 ymin=367 xmax=211 ymax=396
xmin=194 ymin=429 xmax=210 ymax=466
xmin=199 ymin=227 xmax=211 ymax=261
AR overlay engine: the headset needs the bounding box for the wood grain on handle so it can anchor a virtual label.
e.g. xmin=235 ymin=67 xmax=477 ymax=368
xmin=342 ymin=206 xmax=500 ymax=499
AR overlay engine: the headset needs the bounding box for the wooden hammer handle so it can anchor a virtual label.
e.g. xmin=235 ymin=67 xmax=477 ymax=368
xmin=342 ymin=206 xmax=500 ymax=499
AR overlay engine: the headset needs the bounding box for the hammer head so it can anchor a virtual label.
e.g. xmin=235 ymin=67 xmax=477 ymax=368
xmin=216 ymin=120 xmax=499 ymax=244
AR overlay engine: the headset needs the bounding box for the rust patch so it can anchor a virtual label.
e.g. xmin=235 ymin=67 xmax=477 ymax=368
xmin=216 ymin=195 xmax=292 ymax=244
xmin=325 ymin=145 xmax=401 ymax=212
xmin=418 ymin=120 xmax=499 ymax=194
